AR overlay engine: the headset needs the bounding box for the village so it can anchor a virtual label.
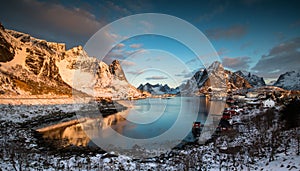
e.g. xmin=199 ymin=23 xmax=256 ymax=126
xmin=205 ymin=86 xmax=299 ymax=135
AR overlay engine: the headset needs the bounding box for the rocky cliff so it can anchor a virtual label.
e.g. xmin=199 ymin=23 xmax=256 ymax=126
xmin=0 ymin=24 xmax=142 ymax=99
xmin=180 ymin=61 xmax=253 ymax=96
xmin=273 ymin=70 xmax=300 ymax=90
xmin=234 ymin=70 xmax=266 ymax=87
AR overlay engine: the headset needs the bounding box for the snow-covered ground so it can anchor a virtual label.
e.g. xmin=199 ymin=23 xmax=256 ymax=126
xmin=0 ymin=100 xmax=299 ymax=170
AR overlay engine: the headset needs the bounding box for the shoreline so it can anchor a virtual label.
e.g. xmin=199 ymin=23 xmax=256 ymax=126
xmin=0 ymin=95 xmax=94 ymax=105
xmin=116 ymin=99 xmax=134 ymax=108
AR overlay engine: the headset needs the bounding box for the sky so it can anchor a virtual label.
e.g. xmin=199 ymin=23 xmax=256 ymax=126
xmin=0 ymin=0 xmax=300 ymax=87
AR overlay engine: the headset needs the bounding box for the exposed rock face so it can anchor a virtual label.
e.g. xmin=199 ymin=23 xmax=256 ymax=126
xmin=137 ymin=83 xmax=179 ymax=95
xmin=234 ymin=71 xmax=266 ymax=87
xmin=109 ymin=60 xmax=127 ymax=81
xmin=0 ymin=26 xmax=142 ymax=99
xmin=226 ymin=70 xmax=252 ymax=90
xmin=0 ymin=22 xmax=4 ymax=30
xmin=0 ymin=31 xmax=15 ymax=62
xmin=0 ymin=27 xmax=73 ymax=95
xmin=180 ymin=61 xmax=253 ymax=96
xmin=273 ymin=70 xmax=300 ymax=90
xmin=0 ymin=71 xmax=17 ymax=94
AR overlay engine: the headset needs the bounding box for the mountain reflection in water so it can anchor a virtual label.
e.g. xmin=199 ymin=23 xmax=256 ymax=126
xmin=36 ymin=109 xmax=130 ymax=147
xmin=36 ymin=97 xmax=224 ymax=148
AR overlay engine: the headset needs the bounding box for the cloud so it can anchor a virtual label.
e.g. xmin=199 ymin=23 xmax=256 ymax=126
xmin=129 ymin=44 xmax=143 ymax=49
xmin=251 ymin=37 xmax=300 ymax=78
xmin=222 ymin=56 xmax=251 ymax=70
xmin=175 ymin=69 xmax=196 ymax=78
xmin=145 ymin=76 xmax=168 ymax=80
xmin=217 ymin=48 xmax=230 ymax=56
xmin=0 ymin=0 xmax=104 ymax=48
xmin=104 ymin=48 xmax=147 ymax=64
xmin=140 ymin=20 xmax=154 ymax=32
xmin=126 ymin=70 xmax=144 ymax=75
xmin=185 ymin=48 xmax=228 ymax=65
xmin=205 ymin=25 xmax=247 ymax=40
xmin=120 ymin=60 xmax=136 ymax=66
xmin=124 ymin=49 xmax=148 ymax=58
xmin=186 ymin=58 xmax=199 ymax=65
xmin=114 ymin=43 xmax=125 ymax=49
xmin=106 ymin=49 xmax=126 ymax=60
xmin=105 ymin=1 xmax=131 ymax=15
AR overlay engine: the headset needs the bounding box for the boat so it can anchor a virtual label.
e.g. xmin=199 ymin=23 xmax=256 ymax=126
xmin=192 ymin=122 xmax=203 ymax=137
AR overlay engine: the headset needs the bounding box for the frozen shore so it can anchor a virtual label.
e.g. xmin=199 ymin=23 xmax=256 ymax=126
xmin=0 ymin=97 xmax=299 ymax=170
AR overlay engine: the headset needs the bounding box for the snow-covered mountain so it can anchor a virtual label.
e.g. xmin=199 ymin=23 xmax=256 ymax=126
xmin=0 ymin=23 xmax=142 ymax=99
xmin=234 ymin=70 xmax=266 ymax=87
xmin=180 ymin=61 xmax=254 ymax=95
xmin=137 ymin=83 xmax=179 ymax=95
xmin=273 ymin=70 xmax=300 ymax=90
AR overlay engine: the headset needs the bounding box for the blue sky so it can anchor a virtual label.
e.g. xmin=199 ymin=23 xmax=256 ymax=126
xmin=0 ymin=0 xmax=300 ymax=87
xmin=103 ymin=35 xmax=201 ymax=87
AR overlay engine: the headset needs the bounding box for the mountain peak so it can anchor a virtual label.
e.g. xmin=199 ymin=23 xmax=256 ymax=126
xmin=0 ymin=26 xmax=143 ymax=99
xmin=137 ymin=83 xmax=179 ymax=95
xmin=273 ymin=70 xmax=300 ymax=90
xmin=180 ymin=61 xmax=265 ymax=95
xmin=109 ymin=59 xmax=127 ymax=81
xmin=234 ymin=70 xmax=265 ymax=87
xmin=0 ymin=22 xmax=4 ymax=30
xmin=208 ymin=61 xmax=223 ymax=71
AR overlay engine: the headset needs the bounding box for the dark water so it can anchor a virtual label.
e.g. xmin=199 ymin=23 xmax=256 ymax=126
xmin=37 ymin=97 xmax=224 ymax=151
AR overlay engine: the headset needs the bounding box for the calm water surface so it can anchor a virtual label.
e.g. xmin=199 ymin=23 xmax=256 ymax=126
xmin=37 ymin=97 xmax=224 ymax=151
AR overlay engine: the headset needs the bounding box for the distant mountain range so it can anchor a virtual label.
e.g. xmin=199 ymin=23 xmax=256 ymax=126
xmin=138 ymin=62 xmax=266 ymax=96
xmin=143 ymin=61 xmax=300 ymax=96
xmin=137 ymin=83 xmax=179 ymax=95
xmin=0 ymin=23 xmax=143 ymax=99
xmin=137 ymin=62 xmax=300 ymax=96
xmin=1 ymin=23 xmax=299 ymax=100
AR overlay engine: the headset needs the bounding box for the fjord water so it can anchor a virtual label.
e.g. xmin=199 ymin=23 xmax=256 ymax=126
xmin=38 ymin=97 xmax=224 ymax=150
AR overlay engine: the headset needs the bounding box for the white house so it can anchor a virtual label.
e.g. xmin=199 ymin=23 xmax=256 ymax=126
xmin=246 ymin=92 xmax=259 ymax=98
xmin=263 ymin=98 xmax=275 ymax=108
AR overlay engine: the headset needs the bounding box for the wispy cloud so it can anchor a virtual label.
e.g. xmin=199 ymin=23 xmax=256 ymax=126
xmin=120 ymin=60 xmax=136 ymax=66
xmin=185 ymin=48 xmax=227 ymax=65
xmin=222 ymin=56 xmax=251 ymax=70
xmin=140 ymin=20 xmax=154 ymax=32
xmin=104 ymin=1 xmax=131 ymax=15
xmin=175 ymin=69 xmax=196 ymax=78
xmin=205 ymin=25 xmax=247 ymax=40
xmin=114 ymin=43 xmax=125 ymax=49
xmin=145 ymin=76 xmax=168 ymax=80
xmin=252 ymin=37 xmax=300 ymax=78
xmin=126 ymin=69 xmax=144 ymax=75
xmin=104 ymin=45 xmax=147 ymax=64
xmin=217 ymin=48 xmax=230 ymax=56
xmin=129 ymin=43 xmax=143 ymax=49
